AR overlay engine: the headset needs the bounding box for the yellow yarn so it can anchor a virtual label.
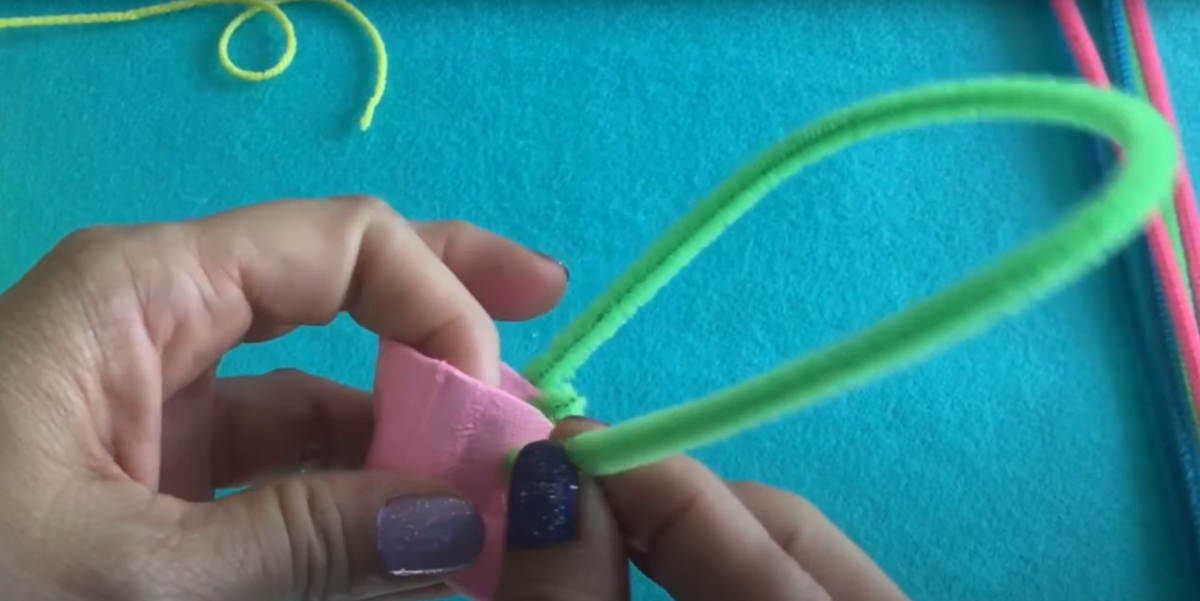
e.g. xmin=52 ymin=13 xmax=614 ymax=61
xmin=0 ymin=0 xmax=388 ymax=130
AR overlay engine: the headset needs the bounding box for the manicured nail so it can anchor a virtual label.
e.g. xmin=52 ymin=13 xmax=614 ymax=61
xmin=507 ymin=440 xmax=580 ymax=549
xmin=376 ymin=497 xmax=484 ymax=577
xmin=534 ymin=250 xmax=570 ymax=281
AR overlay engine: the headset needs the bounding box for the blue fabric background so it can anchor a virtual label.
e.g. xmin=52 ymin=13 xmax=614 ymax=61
xmin=3 ymin=2 xmax=1200 ymax=599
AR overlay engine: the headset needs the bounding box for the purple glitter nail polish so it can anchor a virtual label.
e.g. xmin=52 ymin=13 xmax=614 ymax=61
xmin=376 ymin=497 xmax=484 ymax=577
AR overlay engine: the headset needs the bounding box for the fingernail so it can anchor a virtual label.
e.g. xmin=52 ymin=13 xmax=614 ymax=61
xmin=376 ymin=496 xmax=484 ymax=577
xmin=507 ymin=440 xmax=580 ymax=549
xmin=534 ymin=250 xmax=570 ymax=282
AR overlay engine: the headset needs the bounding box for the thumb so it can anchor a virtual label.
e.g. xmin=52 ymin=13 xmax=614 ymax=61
xmin=184 ymin=471 xmax=484 ymax=601
xmin=496 ymin=420 xmax=627 ymax=601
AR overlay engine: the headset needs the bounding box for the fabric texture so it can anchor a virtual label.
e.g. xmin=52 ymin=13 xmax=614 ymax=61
xmin=366 ymin=340 xmax=552 ymax=601
xmin=5 ymin=2 xmax=1200 ymax=599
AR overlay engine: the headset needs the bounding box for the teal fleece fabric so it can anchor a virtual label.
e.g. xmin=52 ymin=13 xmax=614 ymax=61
xmin=2 ymin=2 xmax=1200 ymax=600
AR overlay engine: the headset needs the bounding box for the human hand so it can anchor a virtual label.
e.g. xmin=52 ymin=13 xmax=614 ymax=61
xmin=496 ymin=419 xmax=910 ymax=601
xmin=0 ymin=197 xmax=568 ymax=600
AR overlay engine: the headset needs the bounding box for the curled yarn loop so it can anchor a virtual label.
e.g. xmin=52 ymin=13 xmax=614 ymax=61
xmin=0 ymin=0 xmax=387 ymax=130
xmin=524 ymin=77 xmax=1179 ymax=476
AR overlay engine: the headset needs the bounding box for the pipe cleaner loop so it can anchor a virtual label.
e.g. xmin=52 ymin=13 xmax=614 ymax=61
xmin=523 ymin=77 xmax=1178 ymax=476
xmin=0 ymin=0 xmax=387 ymax=130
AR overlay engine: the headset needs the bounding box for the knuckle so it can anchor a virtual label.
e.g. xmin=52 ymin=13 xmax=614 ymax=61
xmin=272 ymin=477 xmax=354 ymax=599
xmin=332 ymin=195 xmax=403 ymax=241
xmin=770 ymin=501 xmax=825 ymax=561
xmin=49 ymin=223 xmax=178 ymax=277
xmin=778 ymin=489 xmax=823 ymax=520
xmin=52 ymin=225 xmax=127 ymax=263
xmin=337 ymin=194 xmax=392 ymax=217
xmin=727 ymin=480 xmax=828 ymax=559
xmin=635 ymin=482 xmax=709 ymax=555
xmin=438 ymin=219 xmax=478 ymax=236
xmin=790 ymin=494 xmax=822 ymax=518
xmin=423 ymin=219 xmax=483 ymax=249
xmin=730 ymin=480 xmax=821 ymax=513
xmin=726 ymin=479 xmax=768 ymax=495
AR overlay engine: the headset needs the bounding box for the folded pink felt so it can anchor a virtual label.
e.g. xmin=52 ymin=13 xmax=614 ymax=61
xmin=365 ymin=339 xmax=554 ymax=601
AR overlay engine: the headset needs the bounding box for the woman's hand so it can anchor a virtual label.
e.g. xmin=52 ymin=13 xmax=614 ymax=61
xmin=497 ymin=419 xmax=910 ymax=601
xmin=0 ymin=197 xmax=568 ymax=600
xmin=0 ymin=195 xmax=906 ymax=600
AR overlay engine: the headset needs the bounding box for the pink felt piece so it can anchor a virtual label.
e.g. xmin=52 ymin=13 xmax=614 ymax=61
xmin=365 ymin=339 xmax=553 ymax=601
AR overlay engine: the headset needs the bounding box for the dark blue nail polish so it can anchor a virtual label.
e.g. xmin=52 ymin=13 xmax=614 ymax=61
xmin=376 ymin=497 xmax=484 ymax=577
xmin=534 ymin=250 xmax=570 ymax=281
xmin=506 ymin=440 xmax=580 ymax=549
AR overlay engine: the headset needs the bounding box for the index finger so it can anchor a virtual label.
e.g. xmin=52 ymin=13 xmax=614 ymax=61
xmin=193 ymin=197 xmax=500 ymax=384
xmin=0 ymin=197 xmax=503 ymax=490
xmin=24 ymin=197 xmax=501 ymax=397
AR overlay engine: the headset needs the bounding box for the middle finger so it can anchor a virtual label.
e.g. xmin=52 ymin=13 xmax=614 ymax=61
xmin=495 ymin=420 xmax=628 ymax=601
xmin=572 ymin=417 xmax=829 ymax=601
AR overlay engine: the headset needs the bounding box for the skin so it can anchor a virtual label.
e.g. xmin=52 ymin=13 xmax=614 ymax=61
xmin=495 ymin=419 xmax=910 ymax=601
xmin=0 ymin=197 xmax=908 ymax=600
